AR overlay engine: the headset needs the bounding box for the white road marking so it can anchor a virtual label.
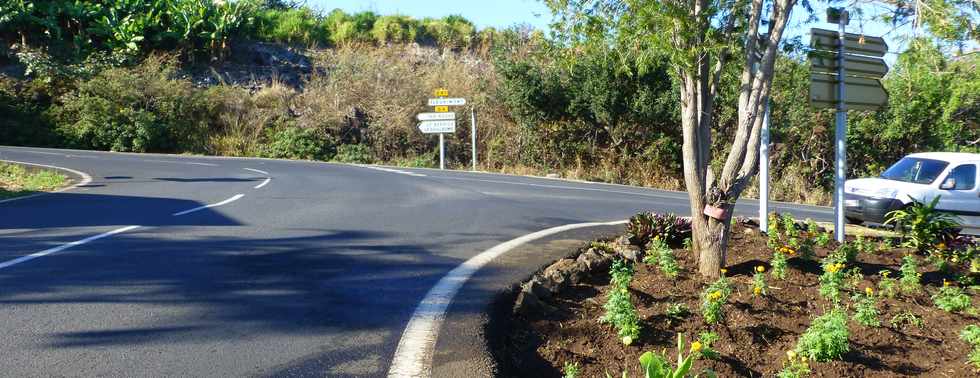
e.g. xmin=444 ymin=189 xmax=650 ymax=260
xmin=0 ymin=225 xmax=141 ymax=270
xmin=387 ymin=220 xmax=628 ymax=378
xmin=0 ymin=160 xmax=94 ymax=205
xmin=172 ymin=194 xmax=245 ymax=216
xmin=435 ymin=176 xmax=686 ymax=201
xmin=364 ymin=166 xmax=427 ymax=177
xmin=254 ymin=178 xmax=271 ymax=189
xmin=244 ymin=168 xmax=269 ymax=175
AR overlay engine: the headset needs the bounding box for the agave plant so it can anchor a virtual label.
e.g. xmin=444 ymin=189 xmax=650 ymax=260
xmin=885 ymin=195 xmax=960 ymax=253
xmin=626 ymin=212 xmax=692 ymax=248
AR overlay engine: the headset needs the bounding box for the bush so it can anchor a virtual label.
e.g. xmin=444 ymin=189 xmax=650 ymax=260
xmin=49 ymin=56 xmax=208 ymax=153
xmin=334 ymin=144 xmax=374 ymax=164
xmin=254 ymin=7 xmax=329 ymax=46
xmin=795 ymin=308 xmax=850 ymax=362
xmin=260 ymin=126 xmax=336 ymax=160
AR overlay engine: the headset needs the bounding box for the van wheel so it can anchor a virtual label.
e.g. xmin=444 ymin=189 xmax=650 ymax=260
xmin=845 ymin=217 xmax=862 ymax=225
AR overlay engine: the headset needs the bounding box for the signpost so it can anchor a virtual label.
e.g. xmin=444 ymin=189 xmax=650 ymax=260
xmin=420 ymin=90 xmax=467 ymax=170
xmin=810 ymin=8 xmax=889 ymax=242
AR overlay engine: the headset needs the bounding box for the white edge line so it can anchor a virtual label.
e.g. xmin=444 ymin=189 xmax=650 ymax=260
xmin=172 ymin=194 xmax=245 ymax=216
xmin=0 ymin=160 xmax=93 ymax=205
xmin=0 ymin=225 xmax=141 ymax=270
xmin=244 ymin=168 xmax=269 ymax=175
xmin=254 ymin=178 xmax=271 ymax=189
xmin=386 ymin=220 xmax=628 ymax=378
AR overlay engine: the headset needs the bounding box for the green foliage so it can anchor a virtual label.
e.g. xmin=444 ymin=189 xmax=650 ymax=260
xmin=795 ymin=309 xmax=850 ymax=362
xmin=770 ymin=251 xmax=788 ymax=280
xmin=700 ymin=276 xmax=732 ymax=324
xmin=0 ymin=162 xmax=68 ymax=199
xmin=932 ymin=285 xmax=973 ymax=313
xmin=49 ymin=55 xmax=208 ymax=153
xmin=601 ymin=260 xmax=640 ymax=345
xmin=254 ymin=7 xmax=329 ymax=46
xmin=563 ymin=361 xmax=580 ymax=378
xmin=889 ymin=310 xmax=923 ymax=329
xmin=664 ymin=302 xmax=689 ymax=324
xmin=852 ymin=289 xmax=881 ymax=328
xmin=818 ymin=257 xmax=847 ymax=304
xmin=636 ymin=334 xmax=696 ymax=378
xmin=260 ymin=126 xmax=335 ymax=160
xmin=832 ymin=243 xmax=859 ymax=264
xmin=752 ymin=267 xmax=768 ymax=296
xmin=900 ymin=255 xmax=923 ymax=294
xmin=961 ymin=325 xmax=980 ymax=370
xmin=694 ymin=331 xmax=720 ymax=360
xmin=644 ymin=238 xmax=680 ymax=279
xmin=333 ymin=144 xmax=374 ymax=164
xmin=626 ymin=212 xmax=691 ymax=247
xmin=777 ymin=352 xmax=811 ymax=378
xmin=877 ymin=270 xmax=899 ymax=299
xmin=886 ymin=196 xmax=961 ymax=253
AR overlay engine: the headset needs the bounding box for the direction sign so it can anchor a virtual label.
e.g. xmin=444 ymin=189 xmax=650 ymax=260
xmin=418 ymin=120 xmax=456 ymax=134
xmin=417 ymin=112 xmax=456 ymax=121
xmin=428 ymin=98 xmax=466 ymax=106
xmin=810 ymin=53 xmax=888 ymax=78
xmin=810 ymin=28 xmax=888 ymax=57
xmin=434 ymin=106 xmax=449 ymax=113
xmin=434 ymin=88 xmax=449 ymax=97
xmin=809 ymin=73 xmax=888 ymax=110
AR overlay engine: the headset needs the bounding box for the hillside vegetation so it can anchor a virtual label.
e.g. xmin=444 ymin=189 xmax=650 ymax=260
xmin=1 ymin=1 xmax=977 ymax=204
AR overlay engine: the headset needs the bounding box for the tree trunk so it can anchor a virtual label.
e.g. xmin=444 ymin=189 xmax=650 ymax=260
xmin=694 ymin=214 xmax=732 ymax=278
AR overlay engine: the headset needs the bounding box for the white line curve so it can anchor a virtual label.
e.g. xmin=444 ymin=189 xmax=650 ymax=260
xmin=254 ymin=178 xmax=271 ymax=189
xmin=244 ymin=168 xmax=269 ymax=175
xmin=0 ymin=160 xmax=94 ymax=205
xmin=387 ymin=220 xmax=627 ymax=378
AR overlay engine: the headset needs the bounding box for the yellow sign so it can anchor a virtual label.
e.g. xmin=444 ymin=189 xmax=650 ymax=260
xmin=434 ymin=88 xmax=449 ymax=97
xmin=434 ymin=105 xmax=449 ymax=112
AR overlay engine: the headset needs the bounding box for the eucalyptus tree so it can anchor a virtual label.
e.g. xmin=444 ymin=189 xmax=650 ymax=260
xmin=546 ymin=0 xmax=978 ymax=279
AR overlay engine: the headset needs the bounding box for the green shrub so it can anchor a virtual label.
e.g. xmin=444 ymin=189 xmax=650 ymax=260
xmin=644 ymin=237 xmax=680 ymax=279
xmin=753 ymin=266 xmax=768 ymax=296
xmin=818 ymin=257 xmax=847 ymax=304
xmin=890 ymin=310 xmax=923 ymax=329
xmin=334 ymin=144 xmax=375 ymax=164
xmin=260 ymin=126 xmax=336 ymax=160
xmin=877 ymin=270 xmax=899 ymax=298
xmin=932 ymin=284 xmax=973 ymax=313
xmin=49 ymin=56 xmax=208 ymax=153
xmin=600 ymin=260 xmax=640 ymax=345
xmin=701 ymin=276 xmax=732 ymax=324
xmin=255 ymin=7 xmax=329 ymax=46
xmin=795 ymin=308 xmax=850 ymax=362
xmin=771 ymin=251 xmax=788 ymax=280
xmin=664 ymin=302 xmax=689 ymax=324
xmin=852 ymin=288 xmax=881 ymax=327
xmin=886 ymin=195 xmax=961 ymax=253
xmin=900 ymin=255 xmax=923 ymax=294
xmin=960 ymin=325 xmax=980 ymax=369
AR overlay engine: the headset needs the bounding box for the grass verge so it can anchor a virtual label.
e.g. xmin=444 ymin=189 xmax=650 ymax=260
xmin=0 ymin=162 xmax=70 ymax=200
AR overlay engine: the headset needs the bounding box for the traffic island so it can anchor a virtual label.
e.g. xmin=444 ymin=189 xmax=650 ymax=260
xmin=0 ymin=162 xmax=70 ymax=201
xmin=488 ymin=212 xmax=980 ymax=377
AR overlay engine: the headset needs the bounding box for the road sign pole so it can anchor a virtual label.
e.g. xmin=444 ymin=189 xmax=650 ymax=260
xmin=759 ymin=98 xmax=770 ymax=234
xmin=834 ymin=10 xmax=848 ymax=243
xmin=470 ymin=107 xmax=477 ymax=171
xmin=439 ymin=133 xmax=445 ymax=170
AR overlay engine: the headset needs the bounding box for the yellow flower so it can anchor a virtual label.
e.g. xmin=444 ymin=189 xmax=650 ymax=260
xmin=881 ymin=271 xmax=890 ymax=277
xmin=754 ymin=286 xmax=762 ymax=296
xmin=720 ymin=268 xmax=728 ymax=275
xmin=865 ymin=287 xmax=874 ymax=296
xmin=943 ymin=279 xmax=950 ymax=287
xmin=936 ymin=243 xmax=946 ymax=251
xmin=691 ymin=341 xmax=703 ymax=353
xmin=952 ymin=256 xmax=959 ymax=263
xmin=756 ymin=265 xmax=766 ymax=273
xmin=709 ymin=290 xmax=722 ymax=300
xmin=786 ymin=350 xmax=797 ymax=360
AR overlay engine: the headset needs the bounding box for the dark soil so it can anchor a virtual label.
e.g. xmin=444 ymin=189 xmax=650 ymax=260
xmin=493 ymin=223 xmax=980 ymax=377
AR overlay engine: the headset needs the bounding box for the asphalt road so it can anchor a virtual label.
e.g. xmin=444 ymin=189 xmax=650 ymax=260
xmin=0 ymin=146 xmax=833 ymax=377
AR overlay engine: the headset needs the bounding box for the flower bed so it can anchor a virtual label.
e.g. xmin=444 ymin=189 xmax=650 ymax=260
xmin=493 ymin=212 xmax=980 ymax=377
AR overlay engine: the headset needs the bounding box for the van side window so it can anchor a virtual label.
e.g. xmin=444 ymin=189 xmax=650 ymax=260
xmin=945 ymin=165 xmax=977 ymax=190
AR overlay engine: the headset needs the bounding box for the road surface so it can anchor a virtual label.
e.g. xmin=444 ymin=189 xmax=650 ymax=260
xmin=0 ymin=146 xmax=832 ymax=377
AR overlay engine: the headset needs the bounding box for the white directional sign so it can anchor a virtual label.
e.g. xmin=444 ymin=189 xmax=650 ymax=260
xmin=418 ymin=120 xmax=456 ymax=134
xmin=427 ymin=98 xmax=466 ymax=106
xmin=417 ymin=112 xmax=456 ymax=121
xmin=810 ymin=53 xmax=889 ymax=78
xmin=811 ymin=28 xmax=888 ymax=57
xmin=810 ymin=73 xmax=888 ymax=110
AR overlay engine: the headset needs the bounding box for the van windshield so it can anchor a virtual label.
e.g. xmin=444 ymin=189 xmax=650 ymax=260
xmin=880 ymin=157 xmax=948 ymax=184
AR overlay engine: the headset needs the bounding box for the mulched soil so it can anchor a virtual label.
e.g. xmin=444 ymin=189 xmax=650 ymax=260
xmin=494 ymin=223 xmax=980 ymax=377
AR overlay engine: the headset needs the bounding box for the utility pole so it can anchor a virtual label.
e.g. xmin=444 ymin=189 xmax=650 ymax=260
xmin=759 ymin=98 xmax=770 ymax=233
xmin=470 ymin=107 xmax=477 ymax=171
xmin=439 ymin=133 xmax=445 ymax=170
xmin=832 ymin=8 xmax=849 ymax=243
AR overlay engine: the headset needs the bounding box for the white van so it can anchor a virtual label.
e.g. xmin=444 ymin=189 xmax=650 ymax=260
xmin=844 ymin=152 xmax=980 ymax=228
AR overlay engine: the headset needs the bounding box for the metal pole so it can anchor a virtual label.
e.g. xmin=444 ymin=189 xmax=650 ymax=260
xmin=471 ymin=107 xmax=477 ymax=171
xmin=759 ymin=98 xmax=770 ymax=233
xmin=439 ymin=133 xmax=445 ymax=170
xmin=834 ymin=11 xmax=848 ymax=242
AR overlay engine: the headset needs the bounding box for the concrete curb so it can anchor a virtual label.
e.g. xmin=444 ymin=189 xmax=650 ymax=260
xmin=0 ymin=159 xmax=93 ymax=205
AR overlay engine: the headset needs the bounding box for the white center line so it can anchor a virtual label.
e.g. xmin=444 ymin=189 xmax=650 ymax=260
xmin=0 ymin=225 xmax=141 ymax=270
xmin=244 ymin=168 xmax=269 ymax=175
xmin=172 ymin=194 xmax=245 ymax=216
xmin=254 ymin=178 xmax=271 ymax=189
xmin=387 ymin=220 xmax=627 ymax=378
xmin=364 ymin=166 xmax=427 ymax=177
